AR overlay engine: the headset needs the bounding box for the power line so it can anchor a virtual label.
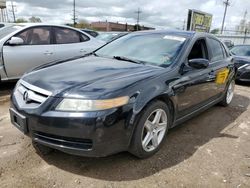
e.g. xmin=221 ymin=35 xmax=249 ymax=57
xmin=221 ymin=0 xmax=230 ymax=34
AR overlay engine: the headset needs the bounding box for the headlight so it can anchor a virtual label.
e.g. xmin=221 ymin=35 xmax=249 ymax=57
xmin=56 ymin=96 xmax=129 ymax=112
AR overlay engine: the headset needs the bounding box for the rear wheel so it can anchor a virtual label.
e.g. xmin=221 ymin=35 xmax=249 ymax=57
xmin=129 ymin=101 xmax=171 ymax=158
xmin=32 ymin=141 xmax=54 ymax=155
xmin=220 ymin=80 xmax=235 ymax=106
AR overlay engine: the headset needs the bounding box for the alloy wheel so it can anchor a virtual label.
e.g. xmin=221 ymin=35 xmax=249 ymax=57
xmin=141 ymin=109 xmax=168 ymax=152
xmin=226 ymin=81 xmax=235 ymax=104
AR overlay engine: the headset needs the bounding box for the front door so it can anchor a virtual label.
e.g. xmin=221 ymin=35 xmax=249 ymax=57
xmin=3 ymin=26 xmax=54 ymax=79
xmin=175 ymin=38 xmax=215 ymax=118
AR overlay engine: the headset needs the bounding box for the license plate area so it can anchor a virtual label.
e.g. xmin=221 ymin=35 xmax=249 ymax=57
xmin=9 ymin=108 xmax=28 ymax=134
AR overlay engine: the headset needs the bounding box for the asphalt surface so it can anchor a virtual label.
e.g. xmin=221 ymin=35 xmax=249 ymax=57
xmin=0 ymin=82 xmax=250 ymax=188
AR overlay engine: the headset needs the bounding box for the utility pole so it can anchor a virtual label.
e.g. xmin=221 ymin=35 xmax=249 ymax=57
xmin=10 ymin=0 xmax=16 ymax=23
xmin=135 ymin=8 xmax=142 ymax=31
xmin=73 ymin=0 xmax=76 ymax=27
xmin=221 ymin=0 xmax=230 ymax=34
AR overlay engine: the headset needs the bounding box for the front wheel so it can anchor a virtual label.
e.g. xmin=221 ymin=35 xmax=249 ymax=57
xmin=129 ymin=101 xmax=171 ymax=158
xmin=219 ymin=80 xmax=235 ymax=107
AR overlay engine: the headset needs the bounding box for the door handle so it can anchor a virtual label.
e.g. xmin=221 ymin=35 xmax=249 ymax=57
xmin=208 ymin=70 xmax=216 ymax=80
xmin=80 ymin=49 xmax=87 ymax=53
xmin=44 ymin=51 xmax=53 ymax=55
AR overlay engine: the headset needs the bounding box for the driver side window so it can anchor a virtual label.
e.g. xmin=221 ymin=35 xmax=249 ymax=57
xmin=188 ymin=39 xmax=208 ymax=60
xmin=15 ymin=27 xmax=51 ymax=45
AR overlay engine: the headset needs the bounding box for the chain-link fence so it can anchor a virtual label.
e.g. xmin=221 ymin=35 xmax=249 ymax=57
xmin=216 ymin=29 xmax=250 ymax=45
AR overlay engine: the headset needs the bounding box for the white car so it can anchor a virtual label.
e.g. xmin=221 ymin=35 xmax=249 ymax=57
xmin=0 ymin=23 xmax=105 ymax=81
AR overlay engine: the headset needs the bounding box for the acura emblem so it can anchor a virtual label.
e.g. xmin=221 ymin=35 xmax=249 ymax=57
xmin=23 ymin=91 xmax=30 ymax=103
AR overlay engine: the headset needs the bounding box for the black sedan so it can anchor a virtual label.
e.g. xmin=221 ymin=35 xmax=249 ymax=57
xmin=231 ymin=45 xmax=250 ymax=82
xmin=96 ymin=32 xmax=128 ymax=43
xmin=10 ymin=30 xmax=235 ymax=158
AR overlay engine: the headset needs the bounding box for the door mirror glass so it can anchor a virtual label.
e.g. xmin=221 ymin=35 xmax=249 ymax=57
xmin=188 ymin=58 xmax=209 ymax=69
xmin=8 ymin=37 xmax=24 ymax=45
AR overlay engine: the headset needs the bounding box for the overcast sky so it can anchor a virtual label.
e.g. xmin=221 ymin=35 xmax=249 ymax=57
xmin=6 ymin=0 xmax=250 ymax=30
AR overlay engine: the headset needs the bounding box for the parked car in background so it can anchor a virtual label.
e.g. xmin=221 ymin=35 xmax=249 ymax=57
xmin=0 ymin=23 xmax=105 ymax=82
xmin=231 ymin=45 xmax=250 ymax=82
xmin=223 ymin=40 xmax=234 ymax=49
xmin=81 ymin=29 xmax=99 ymax=37
xmin=96 ymin=31 xmax=128 ymax=43
xmin=0 ymin=22 xmax=14 ymax=29
xmin=10 ymin=30 xmax=235 ymax=158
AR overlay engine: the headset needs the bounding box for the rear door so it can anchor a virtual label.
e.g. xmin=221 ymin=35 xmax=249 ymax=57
xmin=3 ymin=26 xmax=55 ymax=78
xmin=52 ymin=27 xmax=99 ymax=61
xmin=206 ymin=37 xmax=232 ymax=95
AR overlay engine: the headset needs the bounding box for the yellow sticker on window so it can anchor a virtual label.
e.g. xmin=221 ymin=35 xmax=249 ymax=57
xmin=215 ymin=68 xmax=229 ymax=84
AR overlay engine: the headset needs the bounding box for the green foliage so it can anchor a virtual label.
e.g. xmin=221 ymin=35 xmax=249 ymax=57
xmin=210 ymin=28 xmax=220 ymax=34
xmin=15 ymin=18 xmax=28 ymax=23
xmin=29 ymin=16 xmax=42 ymax=23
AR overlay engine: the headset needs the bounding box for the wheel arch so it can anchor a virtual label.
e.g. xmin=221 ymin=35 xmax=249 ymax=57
xmin=127 ymin=93 xmax=176 ymax=147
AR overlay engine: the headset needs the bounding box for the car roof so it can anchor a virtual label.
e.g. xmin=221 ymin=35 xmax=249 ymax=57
xmin=133 ymin=29 xmax=219 ymax=39
xmin=8 ymin=23 xmax=83 ymax=30
xmin=134 ymin=29 xmax=195 ymax=37
xmin=82 ymin=28 xmax=97 ymax=32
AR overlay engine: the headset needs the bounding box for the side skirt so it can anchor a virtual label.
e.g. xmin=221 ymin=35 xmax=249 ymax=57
xmin=172 ymin=96 xmax=223 ymax=127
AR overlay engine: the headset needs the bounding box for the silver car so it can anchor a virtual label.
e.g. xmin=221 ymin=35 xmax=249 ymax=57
xmin=0 ymin=23 xmax=105 ymax=81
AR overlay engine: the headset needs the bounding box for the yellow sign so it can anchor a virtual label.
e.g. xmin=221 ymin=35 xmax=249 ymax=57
xmin=215 ymin=68 xmax=229 ymax=84
xmin=187 ymin=9 xmax=213 ymax=32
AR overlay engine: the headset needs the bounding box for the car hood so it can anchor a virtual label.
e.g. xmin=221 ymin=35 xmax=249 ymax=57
xmin=22 ymin=56 xmax=164 ymax=98
xmin=233 ymin=55 xmax=250 ymax=63
xmin=233 ymin=55 xmax=250 ymax=69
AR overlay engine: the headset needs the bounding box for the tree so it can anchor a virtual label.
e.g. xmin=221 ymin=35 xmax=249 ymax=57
xmin=210 ymin=28 xmax=220 ymax=34
xmin=29 ymin=16 xmax=42 ymax=23
xmin=15 ymin=18 xmax=28 ymax=23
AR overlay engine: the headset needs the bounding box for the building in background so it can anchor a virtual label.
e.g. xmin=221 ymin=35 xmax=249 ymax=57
xmin=235 ymin=10 xmax=250 ymax=34
xmin=91 ymin=21 xmax=154 ymax=31
xmin=235 ymin=19 xmax=250 ymax=34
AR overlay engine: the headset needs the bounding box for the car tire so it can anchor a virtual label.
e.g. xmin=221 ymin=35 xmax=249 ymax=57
xmin=32 ymin=141 xmax=54 ymax=155
xmin=219 ymin=79 xmax=235 ymax=107
xmin=129 ymin=100 xmax=171 ymax=158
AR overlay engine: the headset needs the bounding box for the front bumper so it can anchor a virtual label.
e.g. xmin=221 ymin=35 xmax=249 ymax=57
xmin=10 ymin=101 xmax=134 ymax=157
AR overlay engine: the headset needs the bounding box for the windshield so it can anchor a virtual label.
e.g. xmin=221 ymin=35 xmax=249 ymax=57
xmin=231 ymin=46 xmax=250 ymax=57
xmin=0 ymin=25 xmax=24 ymax=40
xmin=95 ymin=33 xmax=186 ymax=66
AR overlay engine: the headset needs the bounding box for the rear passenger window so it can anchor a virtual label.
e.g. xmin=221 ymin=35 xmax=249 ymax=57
xmin=54 ymin=27 xmax=81 ymax=44
xmin=208 ymin=38 xmax=224 ymax=61
xmin=81 ymin=34 xmax=90 ymax=42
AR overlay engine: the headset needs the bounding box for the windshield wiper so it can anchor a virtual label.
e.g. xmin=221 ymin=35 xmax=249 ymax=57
xmin=113 ymin=56 xmax=145 ymax=64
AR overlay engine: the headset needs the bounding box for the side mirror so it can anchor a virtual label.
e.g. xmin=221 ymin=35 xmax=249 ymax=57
xmin=8 ymin=37 xmax=24 ymax=45
xmin=188 ymin=58 xmax=209 ymax=69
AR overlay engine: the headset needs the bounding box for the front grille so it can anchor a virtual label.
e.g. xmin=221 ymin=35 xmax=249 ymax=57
xmin=33 ymin=132 xmax=93 ymax=150
xmin=14 ymin=80 xmax=52 ymax=109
